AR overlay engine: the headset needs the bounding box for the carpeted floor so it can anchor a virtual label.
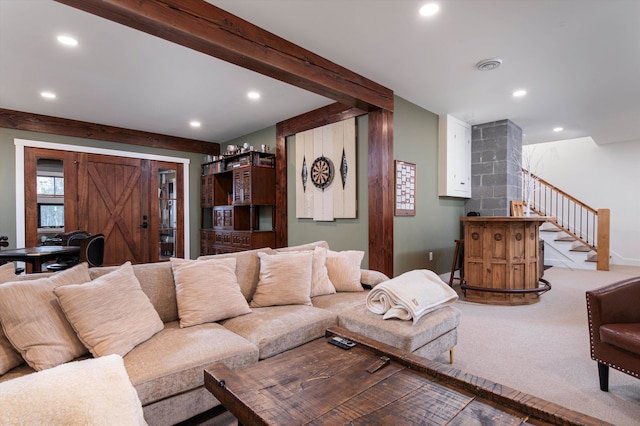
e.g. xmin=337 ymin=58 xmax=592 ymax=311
xmin=433 ymin=266 xmax=640 ymax=425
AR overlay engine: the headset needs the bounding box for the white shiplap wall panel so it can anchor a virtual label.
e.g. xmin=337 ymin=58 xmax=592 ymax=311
xmin=295 ymin=118 xmax=356 ymax=221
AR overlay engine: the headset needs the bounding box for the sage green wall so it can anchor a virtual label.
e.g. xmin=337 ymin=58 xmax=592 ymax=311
xmin=224 ymin=96 xmax=466 ymax=275
xmin=393 ymin=97 xmax=465 ymax=275
xmin=0 ymin=128 xmax=207 ymax=258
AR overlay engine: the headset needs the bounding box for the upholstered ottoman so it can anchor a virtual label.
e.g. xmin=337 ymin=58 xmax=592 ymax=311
xmin=313 ymin=293 xmax=461 ymax=362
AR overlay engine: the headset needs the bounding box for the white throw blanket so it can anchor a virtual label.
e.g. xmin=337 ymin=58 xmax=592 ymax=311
xmin=0 ymin=354 xmax=147 ymax=425
xmin=366 ymin=269 xmax=458 ymax=324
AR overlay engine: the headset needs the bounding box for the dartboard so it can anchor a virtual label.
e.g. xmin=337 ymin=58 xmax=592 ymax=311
xmin=311 ymin=156 xmax=334 ymax=189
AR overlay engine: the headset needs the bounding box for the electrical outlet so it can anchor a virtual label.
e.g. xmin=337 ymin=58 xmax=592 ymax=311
xmin=428 ymin=251 xmax=433 ymax=261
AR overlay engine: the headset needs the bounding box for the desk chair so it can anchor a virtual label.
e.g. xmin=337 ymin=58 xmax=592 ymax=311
xmin=0 ymin=235 xmax=24 ymax=274
xmin=80 ymin=233 xmax=105 ymax=267
xmin=511 ymin=200 xmax=525 ymax=217
xmin=46 ymin=231 xmax=93 ymax=271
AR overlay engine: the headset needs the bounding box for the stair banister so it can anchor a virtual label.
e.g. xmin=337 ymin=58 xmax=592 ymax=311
xmin=523 ymin=169 xmax=610 ymax=271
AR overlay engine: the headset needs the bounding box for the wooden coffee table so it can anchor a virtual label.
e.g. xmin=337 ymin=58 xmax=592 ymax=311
xmin=204 ymin=327 xmax=609 ymax=425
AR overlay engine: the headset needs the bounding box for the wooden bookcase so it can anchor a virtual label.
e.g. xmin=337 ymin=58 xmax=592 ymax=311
xmin=200 ymin=151 xmax=276 ymax=255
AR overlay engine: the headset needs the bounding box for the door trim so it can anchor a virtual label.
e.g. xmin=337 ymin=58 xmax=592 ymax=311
xmin=14 ymin=138 xmax=191 ymax=258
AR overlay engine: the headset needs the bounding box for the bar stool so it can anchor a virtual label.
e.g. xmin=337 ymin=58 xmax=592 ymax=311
xmin=448 ymin=239 xmax=464 ymax=287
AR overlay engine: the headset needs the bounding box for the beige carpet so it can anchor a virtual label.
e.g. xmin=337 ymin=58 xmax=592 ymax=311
xmin=433 ymin=267 xmax=640 ymax=425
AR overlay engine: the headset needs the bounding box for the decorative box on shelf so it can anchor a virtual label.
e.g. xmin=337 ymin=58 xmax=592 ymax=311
xmin=201 ymin=151 xmax=275 ymax=176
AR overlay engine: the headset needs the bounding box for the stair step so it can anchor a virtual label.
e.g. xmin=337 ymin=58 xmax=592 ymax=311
xmin=556 ymin=235 xmax=576 ymax=242
xmin=570 ymin=246 xmax=592 ymax=252
xmin=570 ymin=240 xmax=593 ymax=252
xmin=540 ymin=222 xmax=560 ymax=232
xmin=586 ymin=251 xmax=598 ymax=262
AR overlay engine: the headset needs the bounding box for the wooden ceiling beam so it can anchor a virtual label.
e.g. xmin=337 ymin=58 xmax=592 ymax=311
xmin=0 ymin=108 xmax=218 ymax=155
xmin=54 ymin=0 xmax=394 ymax=113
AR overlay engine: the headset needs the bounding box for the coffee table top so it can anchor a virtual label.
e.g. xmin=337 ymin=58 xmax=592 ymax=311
xmin=204 ymin=327 xmax=608 ymax=426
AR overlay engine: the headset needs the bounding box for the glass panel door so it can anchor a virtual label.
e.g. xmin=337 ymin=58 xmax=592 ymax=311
xmin=151 ymin=161 xmax=184 ymax=261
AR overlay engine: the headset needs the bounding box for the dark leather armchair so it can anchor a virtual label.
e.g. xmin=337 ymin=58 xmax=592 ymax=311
xmin=586 ymin=277 xmax=640 ymax=391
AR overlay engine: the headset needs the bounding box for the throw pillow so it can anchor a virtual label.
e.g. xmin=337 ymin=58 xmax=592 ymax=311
xmin=309 ymin=246 xmax=336 ymax=297
xmin=197 ymin=247 xmax=277 ymax=301
xmin=54 ymin=262 xmax=164 ymax=358
xmin=326 ymin=250 xmax=365 ymax=292
xmin=278 ymin=247 xmax=335 ymax=297
xmin=0 ymin=262 xmax=15 ymax=282
xmin=0 ymin=354 xmax=146 ymax=425
xmin=250 ymin=251 xmax=313 ymax=307
xmin=0 ymin=263 xmax=23 ymax=375
xmin=170 ymin=257 xmax=251 ymax=328
xmin=0 ymin=264 xmax=91 ymax=371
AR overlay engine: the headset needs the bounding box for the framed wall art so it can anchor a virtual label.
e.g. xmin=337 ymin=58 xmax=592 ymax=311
xmin=394 ymin=160 xmax=416 ymax=216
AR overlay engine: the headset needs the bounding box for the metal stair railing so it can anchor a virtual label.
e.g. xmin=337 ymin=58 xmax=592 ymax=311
xmin=523 ymin=169 xmax=610 ymax=271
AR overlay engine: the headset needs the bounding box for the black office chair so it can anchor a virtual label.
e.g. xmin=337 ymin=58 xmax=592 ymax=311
xmin=79 ymin=233 xmax=105 ymax=267
xmin=46 ymin=230 xmax=92 ymax=271
xmin=0 ymin=235 xmax=24 ymax=274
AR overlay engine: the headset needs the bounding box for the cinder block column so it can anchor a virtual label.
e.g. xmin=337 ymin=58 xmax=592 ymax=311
xmin=465 ymin=119 xmax=522 ymax=216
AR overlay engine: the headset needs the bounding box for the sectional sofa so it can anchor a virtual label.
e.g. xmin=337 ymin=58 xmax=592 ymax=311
xmin=0 ymin=241 xmax=461 ymax=425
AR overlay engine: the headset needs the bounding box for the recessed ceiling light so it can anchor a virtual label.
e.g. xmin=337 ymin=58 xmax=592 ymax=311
xmin=512 ymin=89 xmax=527 ymax=97
xmin=190 ymin=121 xmax=201 ymax=128
xmin=247 ymin=91 xmax=261 ymax=100
xmin=40 ymin=91 xmax=56 ymax=99
xmin=419 ymin=3 xmax=440 ymax=16
xmin=57 ymin=35 xmax=78 ymax=47
xmin=553 ymin=127 xmax=563 ymax=132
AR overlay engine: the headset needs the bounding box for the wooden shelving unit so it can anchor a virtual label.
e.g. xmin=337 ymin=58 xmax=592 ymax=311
xmin=200 ymin=151 xmax=276 ymax=255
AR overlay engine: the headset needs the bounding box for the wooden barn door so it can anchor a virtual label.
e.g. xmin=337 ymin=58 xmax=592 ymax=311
xmin=76 ymin=153 xmax=150 ymax=265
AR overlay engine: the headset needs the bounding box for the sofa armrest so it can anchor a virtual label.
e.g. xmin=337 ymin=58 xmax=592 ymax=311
xmin=360 ymin=269 xmax=390 ymax=288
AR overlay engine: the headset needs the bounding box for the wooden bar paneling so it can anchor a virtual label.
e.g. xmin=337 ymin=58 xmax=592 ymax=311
xmin=0 ymin=109 xmax=218 ymax=155
xmin=461 ymin=216 xmax=549 ymax=305
xmin=54 ymin=0 xmax=394 ymax=112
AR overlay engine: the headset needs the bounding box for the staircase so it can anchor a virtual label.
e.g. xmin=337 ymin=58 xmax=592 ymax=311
xmin=523 ymin=170 xmax=610 ymax=271
xmin=538 ymin=222 xmax=597 ymax=270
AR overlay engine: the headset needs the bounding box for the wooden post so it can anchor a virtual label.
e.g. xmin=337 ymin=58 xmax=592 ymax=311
xmin=596 ymin=208 xmax=610 ymax=271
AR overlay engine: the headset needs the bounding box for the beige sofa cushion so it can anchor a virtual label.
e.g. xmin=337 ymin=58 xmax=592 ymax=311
xmin=0 ymin=263 xmax=23 ymax=375
xmin=198 ymin=247 xmax=276 ymax=301
xmin=0 ymin=264 xmax=91 ymax=371
xmin=0 ymin=262 xmax=15 ymax=281
xmin=312 ymin=291 xmax=370 ymax=313
xmin=250 ymin=251 xmax=313 ymax=307
xmin=222 ymin=305 xmax=337 ymax=359
xmin=326 ymin=250 xmax=365 ymax=292
xmin=90 ymin=261 xmax=178 ymax=323
xmin=170 ymin=257 xmax=251 ymax=327
xmin=0 ymin=354 xmax=145 ymax=426
xmin=55 ymin=262 xmax=164 ymax=357
xmin=124 ymin=321 xmax=258 ymax=405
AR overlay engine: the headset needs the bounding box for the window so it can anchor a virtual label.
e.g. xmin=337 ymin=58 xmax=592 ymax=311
xmin=38 ymin=204 xmax=64 ymax=228
xmin=37 ymin=176 xmax=64 ymax=196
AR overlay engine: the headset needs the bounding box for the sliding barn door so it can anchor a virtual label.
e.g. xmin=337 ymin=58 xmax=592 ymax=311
xmin=77 ymin=153 xmax=150 ymax=265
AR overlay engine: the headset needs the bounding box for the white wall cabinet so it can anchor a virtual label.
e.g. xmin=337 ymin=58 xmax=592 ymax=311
xmin=438 ymin=114 xmax=471 ymax=198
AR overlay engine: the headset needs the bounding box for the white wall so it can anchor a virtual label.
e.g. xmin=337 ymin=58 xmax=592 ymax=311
xmin=524 ymin=137 xmax=640 ymax=266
